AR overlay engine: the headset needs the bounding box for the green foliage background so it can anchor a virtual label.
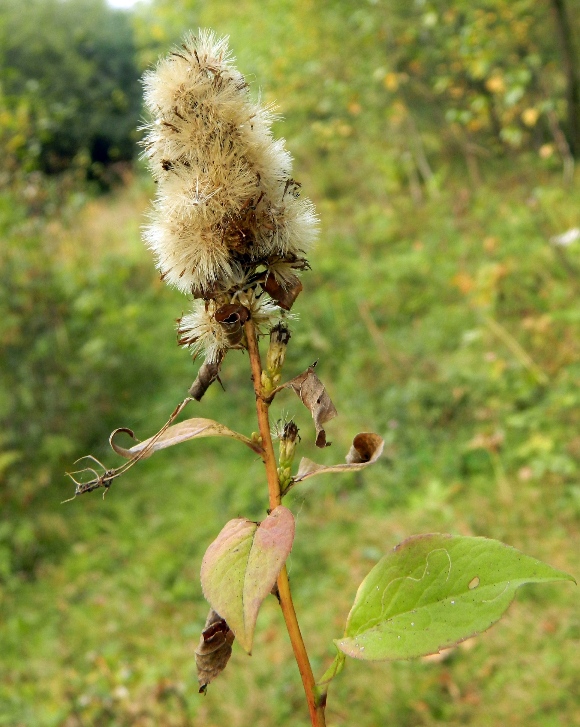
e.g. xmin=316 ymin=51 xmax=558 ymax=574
xmin=1 ymin=1 xmax=579 ymax=725
xmin=0 ymin=0 xmax=141 ymax=177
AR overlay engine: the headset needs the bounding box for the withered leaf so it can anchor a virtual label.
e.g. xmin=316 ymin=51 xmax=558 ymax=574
xmin=196 ymin=608 xmax=235 ymax=693
xmin=214 ymin=303 xmax=250 ymax=325
xmin=189 ymin=357 xmax=223 ymax=401
xmin=65 ymin=396 xmax=193 ymax=498
xmin=109 ymin=418 xmax=262 ymax=459
xmin=293 ymin=432 xmax=384 ymax=484
xmin=214 ymin=303 xmax=250 ymax=348
xmin=285 ymin=365 xmax=338 ymax=447
xmin=264 ymin=273 xmax=303 ymax=310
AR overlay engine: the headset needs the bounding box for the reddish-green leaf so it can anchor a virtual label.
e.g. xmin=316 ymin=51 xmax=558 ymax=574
xmin=201 ymin=506 xmax=295 ymax=653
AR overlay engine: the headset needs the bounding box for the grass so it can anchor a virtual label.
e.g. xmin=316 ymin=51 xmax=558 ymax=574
xmin=1 ymin=161 xmax=579 ymax=725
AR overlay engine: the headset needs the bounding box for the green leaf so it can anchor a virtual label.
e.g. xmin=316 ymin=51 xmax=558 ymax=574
xmin=336 ymin=534 xmax=575 ymax=661
xmin=200 ymin=506 xmax=295 ymax=654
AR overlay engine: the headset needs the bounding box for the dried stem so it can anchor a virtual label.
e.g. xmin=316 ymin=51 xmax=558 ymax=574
xmin=244 ymin=320 xmax=326 ymax=727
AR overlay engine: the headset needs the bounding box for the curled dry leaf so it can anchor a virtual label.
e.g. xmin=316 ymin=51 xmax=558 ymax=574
xmin=264 ymin=272 xmax=303 ymax=310
xmin=201 ymin=506 xmax=295 ymax=654
xmin=215 ymin=303 xmax=250 ymax=348
xmin=196 ymin=608 xmax=235 ymax=693
xmin=285 ymin=365 xmax=338 ymax=447
xmin=293 ymin=432 xmax=384 ymax=484
xmin=110 ymin=417 xmax=262 ymax=459
xmin=64 ymin=396 xmax=194 ymax=498
xmin=189 ymin=356 xmax=224 ymax=401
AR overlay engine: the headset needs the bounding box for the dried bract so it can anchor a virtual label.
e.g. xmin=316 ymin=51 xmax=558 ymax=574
xmin=196 ymin=608 xmax=235 ymax=693
xmin=285 ymin=365 xmax=338 ymax=447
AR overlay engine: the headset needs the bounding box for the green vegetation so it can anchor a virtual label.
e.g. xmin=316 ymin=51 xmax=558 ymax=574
xmin=1 ymin=1 xmax=579 ymax=725
xmin=0 ymin=0 xmax=141 ymax=178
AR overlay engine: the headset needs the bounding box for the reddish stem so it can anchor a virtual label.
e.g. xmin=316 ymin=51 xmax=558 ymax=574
xmin=244 ymin=320 xmax=326 ymax=727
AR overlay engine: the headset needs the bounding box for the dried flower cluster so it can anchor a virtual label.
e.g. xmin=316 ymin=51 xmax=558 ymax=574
xmin=141 ymin=30 xmax=318 ymax=364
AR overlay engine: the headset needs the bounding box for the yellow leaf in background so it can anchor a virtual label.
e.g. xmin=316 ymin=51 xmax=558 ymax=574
xmin=383 ymin=72 xmax=399 ymax=91
xmin=0 ymin=451 xmax=21 ymax=476
xmin=485 ymin=76 xmax=506 ymax=94
xmin=491 ymin=358 xmax=507 ymax=378
xmin=483 ymin=236 xmax=498 ymax=253
xmin=6 ymin=134 xmax=26 ymax=152
xmin=452 ymin=272 xmax=475 ymax=295
xmin=521 ymin=314 xmax=552 ymax=333
xmin=151 ymin=24 xmax=166 ymax=41
xmin=337 ymin=123 xmax=353 ymax=137
xmin=539 ymin=143 xmax=554 ymax=159
xmin=517 ymin=434 xmax=554 ymax=458
xmin=521 ymin=108 xmax=540 ymax=127
xmin=467 ymin=118 xmax=484 ymax=132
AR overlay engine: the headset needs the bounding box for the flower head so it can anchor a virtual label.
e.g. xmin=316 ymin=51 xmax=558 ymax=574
xmin=141 ymin=30 xmax=318 ymax=298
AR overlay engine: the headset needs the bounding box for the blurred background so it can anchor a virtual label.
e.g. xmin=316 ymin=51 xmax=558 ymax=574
xmin=1 ymin=0 xmax=579 ymax=724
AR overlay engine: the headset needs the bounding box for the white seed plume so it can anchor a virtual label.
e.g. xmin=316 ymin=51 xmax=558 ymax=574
xmin=178 ymin=292 xmax=286 ymax=362
xmin=141 ymin=30 xmax=318 ymax=296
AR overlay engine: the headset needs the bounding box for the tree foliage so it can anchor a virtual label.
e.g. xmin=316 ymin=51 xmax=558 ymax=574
xmin=138 ymin=0 xmax=580 ymax=188
xmin=0 ymin=0 xmax=142 ymax=177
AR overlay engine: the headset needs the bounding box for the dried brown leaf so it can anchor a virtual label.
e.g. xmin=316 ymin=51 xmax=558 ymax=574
xmin=65 ymin=396 xmax=193 ymax=498
xmin=195 ymin=608 xmax=235 ymax=693
xmin=189 ymin=356 xmax=224 ymax=401
xmin=109 ymin=418 xmax=261 ymax=459
xmin=264 ymin=272 xmax=303 ymax=310
xmin=293 ymin=432 xmax=384 ymax=483
xmin=285 ymin=365 xmax=338 ymax=447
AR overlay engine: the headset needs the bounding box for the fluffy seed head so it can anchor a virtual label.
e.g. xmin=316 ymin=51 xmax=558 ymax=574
xmin=141 ymin=30 xmax=318 ymax=296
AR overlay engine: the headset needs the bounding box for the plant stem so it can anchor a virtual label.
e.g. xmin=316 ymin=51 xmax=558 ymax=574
xmin=245 ymin=321 xmax=281 ymax=509
xmin=244 ymin=320 xmax=327 ymax=727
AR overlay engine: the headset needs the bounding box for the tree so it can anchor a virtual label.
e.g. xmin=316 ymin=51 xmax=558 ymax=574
xmin=0 ymin=0 xmax=142 ymax=175
xmin=550 ymin=0 xmax=580 ymax=156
